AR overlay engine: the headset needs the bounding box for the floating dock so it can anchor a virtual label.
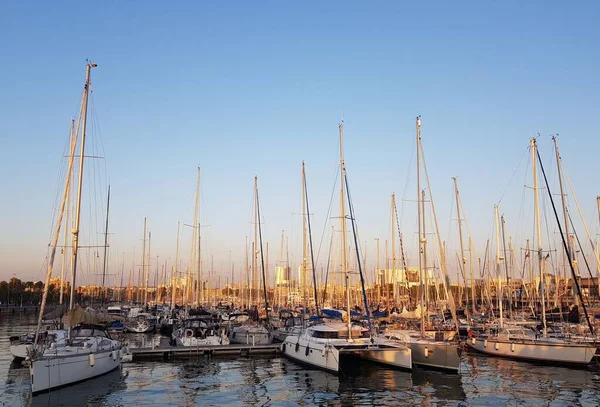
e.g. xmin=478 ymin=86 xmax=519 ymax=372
xmin=129 ymin=343 xmax=280 ymax=361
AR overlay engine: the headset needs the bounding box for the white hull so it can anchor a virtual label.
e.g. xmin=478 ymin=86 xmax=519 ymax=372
xmin=350 ymin=346 xmax=412 ymax=370
xmin=281 ymin=335 xmax=341 ymax=372
xmin=229 ymin=327 xmax=272 ymax=345
xmin=466 ymin=337 xmax=596 ymax=365
xmin=30 ymin=347 xmax=122 ymax=394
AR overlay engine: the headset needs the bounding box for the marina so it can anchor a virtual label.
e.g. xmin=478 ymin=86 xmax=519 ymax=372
xmin=3 ymin=2 xmax=600 ymax=406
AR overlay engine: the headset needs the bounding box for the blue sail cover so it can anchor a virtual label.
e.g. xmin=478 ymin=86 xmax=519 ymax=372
xmin=320 ymin=309 xmax=345 ymax=320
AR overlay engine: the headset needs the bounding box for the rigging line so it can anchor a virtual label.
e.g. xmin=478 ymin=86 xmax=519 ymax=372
xmin=496 ymin=146 xmax=529 ymax=205
xmin=537 ymin=148 xmax=594 ymax=334
xmin=399 ymin=138 xmax=416 ymax=225
xmin=568 ymin=210 xmax=595 ymax=281
xmin=315 ymin=164 xmax=340 ymax=267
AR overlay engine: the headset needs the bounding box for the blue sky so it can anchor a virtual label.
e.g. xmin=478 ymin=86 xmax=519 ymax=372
xmin=1 ymin=1 xmax=599 ymax=285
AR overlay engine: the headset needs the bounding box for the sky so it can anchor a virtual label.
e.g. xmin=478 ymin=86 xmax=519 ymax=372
xmin=1 ymin=1 xmax=599 ymax=285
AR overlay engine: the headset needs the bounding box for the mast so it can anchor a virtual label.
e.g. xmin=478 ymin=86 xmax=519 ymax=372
xmin=415 ymin=116 xmax=426 ymax=336
xmin=191 ymin=167 xmax=200 ymax=304
xmin=469 ymin=236 xmax=475 ymax=314
xmin=142 ymin=217 xmax=147 ymax=305
xmin=255 ymin=177 xmax=270 ymax=326
xmin=375 ymin=238 xmax=380 ymax=305
xmin=453 ymin=177 xmax=468 ymax=314
xmin=553 ymin=137 xmax=578 ymax=305
xmin=339 ymin=122 xmax=352 ymax=338
xmin=421 ymin=189 xmax=429 ymax=332
xmin=68 ymin=61 xmax=96 ymax=312
xmin=500 ymin=215 xmax=512 ymax=319
xmin=101 ymin=185 xmax=111 ymax=306
xmin=531 ymin=138 xmax=547 ymax=336
xmin=253 ymin=177 xmax=259 ymax=307
xmin=60 ymin=118 xmax=75 ymax=306
xmin=304 ymin=163 xmax=320 ymax=316
xmin=494 ymin=205 xmax=503 ymax=328
xmin=302 ymin=163 xmax=308 ymax=317
xmin=171 ymin=222 xmax=180 ymax=309
xmin=391 ymin=194 xmax=397 ymax=308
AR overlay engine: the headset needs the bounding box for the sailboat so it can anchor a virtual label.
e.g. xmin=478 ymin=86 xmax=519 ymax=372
xmin=281 ymin=123 xmax=411 ymax=372
xmin=229 ymin=177 xmax=273 ymax=345
xmin=466 ymin=138 xmax=597 ymax=366
xmin=29 ymin=62 xmax=122 ymax=395
xmin=382 ymin=116 xmax=461 ymax=372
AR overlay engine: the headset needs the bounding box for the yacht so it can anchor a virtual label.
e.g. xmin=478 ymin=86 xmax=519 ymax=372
xmin=29 ymin=324 xmax=122 ymax=394
xmin=281 ymin=321 xmax=411 ymax=373
xmin=466 ymin=325 xmax=597 ymax=366
xmin=383 ymin=329 xmax=460 ymax=372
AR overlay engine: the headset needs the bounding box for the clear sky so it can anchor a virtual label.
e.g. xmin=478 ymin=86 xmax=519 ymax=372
xmin=1 ymin=1 xmax=599 ymax=285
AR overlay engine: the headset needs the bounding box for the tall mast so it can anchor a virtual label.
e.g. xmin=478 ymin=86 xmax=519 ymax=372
xmin=198 ymin=221 xmax=202 ymax=305
xmin=60 ymin=118 xmax=75 ymax=306
xmin=302 ymin=162 xmax=308 ymax=316
xmin=531 ymin=138 xmax=547 ymax=336
xmin=453 ymin=177 xmax=468 ymax=314
xmin=375 ymin=238 xmax=380 ymax=305
xmin=421 ymin=189 xmax=429 ymax=334
xmin=68 ymin=61 xmax=96 ymax=312
xmin=500 ymin=215 xmax=512 ymax=319
xmin=494 ymin=205 xmax=503 ymax=328
xmin=191 ymin=167 xmax=200 ymax=304
xmin=469 ymin=236 xmax=475 ymax=314
xmin=553 ymin=137 xmax=577 ymax=305
xmin=339 ymin=122 xmax=351 ymax=338
xmin=415 ymin=116 xmax=425 ymax=336
xmin=142 ymin=217 xmax=147 ymax=305
xmin=253 ymin=177 xmax=259 ymax=307
xmin=101 ymin=185 xmax=111 ymax=306
xmin=171 ymin=222 xmax=180 ymax=309
xmin=391 ymin=194 xmax=397 ymax=307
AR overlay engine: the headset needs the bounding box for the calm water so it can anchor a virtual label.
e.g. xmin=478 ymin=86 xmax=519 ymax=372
xmin=1 ymin=312 xmax=599 ymax=406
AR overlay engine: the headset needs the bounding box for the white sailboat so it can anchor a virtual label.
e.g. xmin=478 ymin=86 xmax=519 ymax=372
xmin=29 ymin=61 xmax=123 ymax=395
xmin=466 ymin=138 xmax=597 ymax=366
xmin=282 ymin=123 xmax=411 ymax=372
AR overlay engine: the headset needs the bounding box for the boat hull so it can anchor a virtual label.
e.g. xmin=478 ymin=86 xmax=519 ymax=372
xmin=348 ymin=347 xmax=412 ymax=370
xmin=408 ymin=341 xmax=460 ymax=372
xmin=229 ymin=328 xmax=272 ymax=345
xmin=466 ymin=337 xmax=596 ymax=366
xmin=281 ymin=336 xmax=340 ymax=373
xmin=30 ymin=347 xmax=122 ymax=395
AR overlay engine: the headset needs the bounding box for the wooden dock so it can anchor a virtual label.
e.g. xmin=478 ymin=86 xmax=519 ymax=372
xmin=128 ymin=343 xmax=280 ymax=361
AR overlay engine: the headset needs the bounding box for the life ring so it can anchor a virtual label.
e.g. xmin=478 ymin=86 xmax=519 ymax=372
xmin=282 ymin=343 xmax=287 ymax=353
xmin=295 ymin=342 xmax=300 ymax=353
xmin=185 ymin=329 xmax=194 ymax=338
xmin=305 ymin=346 xmax=310 ymax=356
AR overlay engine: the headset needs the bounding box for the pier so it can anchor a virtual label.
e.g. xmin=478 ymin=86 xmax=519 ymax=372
xmin=129 ymin=343 xmax=280 ymax=361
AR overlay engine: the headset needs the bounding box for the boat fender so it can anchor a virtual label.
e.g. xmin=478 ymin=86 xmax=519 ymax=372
xmin=483 ymin=340 xmax=487 ymax=348
xmin=185 ymin=329 xmax=194 ymax=338
xmin=282 ymin=343 xmax=286 ymax=353
xmin=118 ymin=349 xmax=123 ymax=360
xmin=511 ymin=343 xmax=515 ymax=352
xmin=111 ymin=350 xmax=116 ymax=361
xmin=494 ymin=342 xmax=499 ymax=350
xmin=305 ymin=345 xmax=310 ymax=356
xmin=424 ymin=347 xmax=429 ymax=358
xmin=295 ymin=342 xmax=300 ymax=353
xmin=471 ymin=338 xmax=476 ymax=345
xmin=89 ymin=353 xmax=95 ymax=367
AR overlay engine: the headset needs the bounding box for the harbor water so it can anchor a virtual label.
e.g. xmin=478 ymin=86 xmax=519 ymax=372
xmin=1 ymin=313 xmax=600 ymax=406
